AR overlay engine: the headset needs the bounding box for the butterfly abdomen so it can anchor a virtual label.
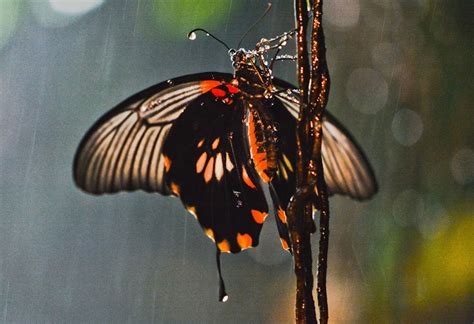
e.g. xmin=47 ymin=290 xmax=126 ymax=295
xmin=247 ymin=106 xmax=278 ymax=182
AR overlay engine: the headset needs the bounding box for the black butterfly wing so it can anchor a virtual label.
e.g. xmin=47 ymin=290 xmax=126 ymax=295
xmin=162 ymin=85 xmax=268 ymax=253
xmin=73 ymin=72 xmax=235 ymax=195
xmin=273 ymin=79 xmax=378 ymax=201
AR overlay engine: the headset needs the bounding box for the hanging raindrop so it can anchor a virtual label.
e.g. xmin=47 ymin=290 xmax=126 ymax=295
xmin=188 ymin=31 xmax=197 ymax=40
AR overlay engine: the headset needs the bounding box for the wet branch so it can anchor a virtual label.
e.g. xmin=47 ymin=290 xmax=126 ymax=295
xmin=287 ymin=0 xmax=331 ymax=323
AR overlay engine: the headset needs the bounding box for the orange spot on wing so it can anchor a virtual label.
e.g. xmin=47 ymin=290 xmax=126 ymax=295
xmin=196 ymin=152 xmax=207 ymax=173
xmin=200 ymin=80 xmax=221 ymax=93
xmin=205 ymin=228 xmax=215 ymax=242
xmin=163 ymin=155 xmax=171 ymax=172
xmin=237 ymin=233 xmax=253 ymax=250
xmin=212 ymin=138 xmax=220 ymax=150
xmin=211 ymin=88 xmax=226 ymax=97
xmin=204 ymin=156 xmax=215 ymax=183
xmin=197 ymin=139 xmax=205 ymax=148
xmin=278 ymin=207 xmax=287 ymax=224
xmin=251 ymin=210 xmax=267 ymax=224
xmin=218 ymin=240 xmax=231 ymax=253
xmin=280 ymin=238 xmax=290 ymax=250
xmin=187 ymin=206 xmax=198 ymax=219
xmin=225 ymin=153 xmax=234 ymax=171
xmin=242 ymin=166 xmax=256 ymax=189
xmin=170 ymin=182 xmax=180 ymax=196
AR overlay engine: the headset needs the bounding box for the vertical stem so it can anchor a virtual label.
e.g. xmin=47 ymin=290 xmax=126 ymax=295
xmin=290 ymin=1 xmax=317 ymax=323
xmin=291 ymin=0 xmax=331 ymax=323
xmin=309 ymin=1 xmax=331 ymax=323
xmin=317 ymin=168 xmax=330 ymax=324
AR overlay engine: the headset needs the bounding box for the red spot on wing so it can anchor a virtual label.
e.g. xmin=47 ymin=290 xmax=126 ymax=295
xmin=211 ymin=88 xmax=226 ymax=97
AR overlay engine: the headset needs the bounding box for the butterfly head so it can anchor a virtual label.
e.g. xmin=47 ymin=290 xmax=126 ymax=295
xmin=228 ymin=47 xmax=273 ymax=96
xmin=189 ymin=28 xmax=295 ymax=97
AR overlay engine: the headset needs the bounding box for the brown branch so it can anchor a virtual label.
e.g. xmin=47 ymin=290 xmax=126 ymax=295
xmin=308 ymin=1 xmax=331 ymax=323
xmin=288 ymin=1 xmax=317 ymax=323
xmin=288 ymin=0 xmax=331 ymax=323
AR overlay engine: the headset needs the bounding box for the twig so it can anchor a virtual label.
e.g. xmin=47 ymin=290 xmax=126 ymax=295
xmin=308 ymin=1 xmax=331 ymax=323
xmin=288 ymin=0 xmax=331 ymax=323
xmin=288 ymin=0 xmax=317 ymax=323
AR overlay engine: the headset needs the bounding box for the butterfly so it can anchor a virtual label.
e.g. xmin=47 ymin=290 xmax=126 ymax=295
xmin=73 ymin=30 xmax=377 ymax=301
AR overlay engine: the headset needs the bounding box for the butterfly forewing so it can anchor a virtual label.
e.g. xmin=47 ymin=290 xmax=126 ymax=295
xmin=74 ymin=72 xmax=234 ymax=195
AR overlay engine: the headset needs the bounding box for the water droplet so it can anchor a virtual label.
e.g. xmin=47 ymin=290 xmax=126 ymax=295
xmin=188 ymin=31 xmax=196 ymax=40
xmin=222 ymin=295 xmax=229 ymax=302
xmin=236 ymin=200 xmax=243 ymax=208
xmin=166 ymin=79 xmax=174 ymax=86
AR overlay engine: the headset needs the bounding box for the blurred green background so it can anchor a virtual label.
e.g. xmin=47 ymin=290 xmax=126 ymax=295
xmin=0 ymin=0 xmax=472 ymax=322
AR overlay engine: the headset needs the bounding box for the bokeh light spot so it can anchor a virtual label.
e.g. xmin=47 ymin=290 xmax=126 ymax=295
xmin=30 ymin=0 xmax=105 ymax=27
xmin=391 ymin=109 xmax=423 ymax=146
xmin=48 ymin=0 xmax=105 ymax=15
xmin=450 ymin=148 xmax=474 ymax=186
xmin=346 ymin=68 xmax=388 ymax=114
xmin=325 ymin=0 xmax=360 ymax=28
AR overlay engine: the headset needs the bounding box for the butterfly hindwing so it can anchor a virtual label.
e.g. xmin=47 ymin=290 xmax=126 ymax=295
xmin=273 ymin=79 xmax=378 ymax=201
xmin=162 ymin=85 xmax=269 ymax=253
xmin=258 ymin=80 xmax=377 ymax=251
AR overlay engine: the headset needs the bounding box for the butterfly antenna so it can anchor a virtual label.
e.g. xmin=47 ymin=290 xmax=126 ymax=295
xmin=237 ymin=2 xmax=272 ymax=49
xmin=188 ymin=28 xmax=231 ymax=51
